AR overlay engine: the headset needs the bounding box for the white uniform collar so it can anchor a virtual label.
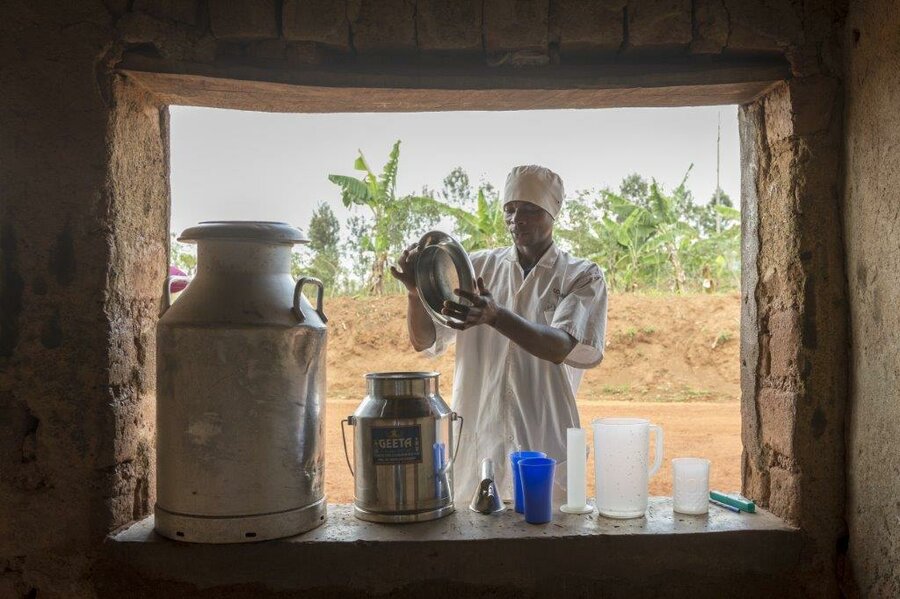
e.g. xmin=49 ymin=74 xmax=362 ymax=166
xmin=504 ymin=241 xmax=560 ymax=271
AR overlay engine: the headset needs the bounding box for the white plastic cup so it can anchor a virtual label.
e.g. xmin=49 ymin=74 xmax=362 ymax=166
xmin=672 ymin=458 xmax=711 ymax=515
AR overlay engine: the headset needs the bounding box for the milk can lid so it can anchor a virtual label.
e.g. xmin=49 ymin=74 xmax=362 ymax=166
xmin=178 ymin=221 xmax=308 ymax=244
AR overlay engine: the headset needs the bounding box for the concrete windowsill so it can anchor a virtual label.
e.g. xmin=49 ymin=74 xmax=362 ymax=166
xmin=103 ymin=498 xmax=800 ymax=596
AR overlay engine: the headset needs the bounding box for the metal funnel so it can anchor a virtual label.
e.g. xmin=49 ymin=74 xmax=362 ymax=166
xmin=469 ymin=458 xmax=505 ymax=514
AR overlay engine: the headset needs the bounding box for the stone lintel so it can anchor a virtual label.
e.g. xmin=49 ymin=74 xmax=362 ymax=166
xmin=118 ymin=54 xmax=788 ymax=112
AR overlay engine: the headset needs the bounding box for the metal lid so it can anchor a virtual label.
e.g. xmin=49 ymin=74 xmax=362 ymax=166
xmin=365 ymin=371 xmax=440 ymax=399
xmin=178 ymin=221 xmax=308 ymax=244
xmin=414 ymin=231 xmax=477 ymax=327
xmin=364 ymin=371 xmax=440 ymax=380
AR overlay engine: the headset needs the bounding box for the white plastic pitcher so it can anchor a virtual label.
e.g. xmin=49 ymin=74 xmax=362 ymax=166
xmin=592 ymin=418 xmax=664 ymax=518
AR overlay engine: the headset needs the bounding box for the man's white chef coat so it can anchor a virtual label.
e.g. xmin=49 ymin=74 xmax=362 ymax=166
xmin=422 ymin=242 xmax=608 ymax=501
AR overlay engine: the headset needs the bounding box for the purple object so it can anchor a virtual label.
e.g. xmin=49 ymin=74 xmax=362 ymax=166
xmin=510 ymin=450 xmax=547 ymax=513
xmin=518 ymin=456 xmax=556 ymax=524
xmin=169 ymin=266 xmax=188 ymax=293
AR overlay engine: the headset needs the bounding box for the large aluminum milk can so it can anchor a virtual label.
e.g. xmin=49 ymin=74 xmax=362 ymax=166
xmin=155 ymin=221 xmax=327 ymax=543
xmin=341 ymin=372 xmax=463 ymax=523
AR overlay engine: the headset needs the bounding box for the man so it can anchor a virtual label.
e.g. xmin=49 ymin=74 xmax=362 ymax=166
xmin=390 ymin=165 xmax=608 ymax=500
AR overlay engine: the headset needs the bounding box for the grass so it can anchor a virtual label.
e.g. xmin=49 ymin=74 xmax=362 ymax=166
xmin=601 ymin=384 xmax=631 ymax=395
xmin=616 ymin=326 xmax=656 ymax=345
xmin=712 ymin=330 xmax=735 ymax=348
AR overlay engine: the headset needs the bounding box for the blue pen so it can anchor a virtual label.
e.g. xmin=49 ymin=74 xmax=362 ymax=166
xmin=710 ymin=498 xmax=741 ymax=513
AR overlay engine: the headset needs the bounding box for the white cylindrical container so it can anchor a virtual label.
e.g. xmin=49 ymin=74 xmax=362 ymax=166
xmin=155 ymin=221 xmax=328 ymax=543
xmin=561 ymin=428 xmax=591 ymax=514
xmin=672 ymin=458 xmax=710 ymax=515
xmin=593 ymin=418 xmax=664 ymax=519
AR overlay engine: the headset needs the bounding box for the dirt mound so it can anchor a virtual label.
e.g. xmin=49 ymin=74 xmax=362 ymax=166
xmin=325 ymin=292 xmax=741 ymax=404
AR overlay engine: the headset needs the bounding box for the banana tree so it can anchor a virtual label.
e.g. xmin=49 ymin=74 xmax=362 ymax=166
xmin=328 ymin=140 xmax=434 ymax=295
xmin=411 ymin=188 xmax=508 ymax=251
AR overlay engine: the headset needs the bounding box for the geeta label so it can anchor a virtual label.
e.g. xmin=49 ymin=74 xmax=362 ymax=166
xmin=371 ymin=425 xmax=423 ymax=464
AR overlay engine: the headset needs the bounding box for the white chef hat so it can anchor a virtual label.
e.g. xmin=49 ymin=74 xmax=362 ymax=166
xmin=502 ymin=165 xmax=565 ymax=219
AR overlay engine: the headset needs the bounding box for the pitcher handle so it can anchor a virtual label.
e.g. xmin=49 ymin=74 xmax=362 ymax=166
xmin=341 ymin=417 xmax=354 ymax=477
xmin=293 ymin=277 xmax=327 ymax=323
xmin=649 ymin=424 xmax=664 ymax=478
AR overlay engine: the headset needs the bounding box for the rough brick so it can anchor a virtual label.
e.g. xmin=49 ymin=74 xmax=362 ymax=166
xmin=768 ymin=308 xmax=800 ymax=379
xmin=349 ymin=0 xmax=416 ymax=53
xmin=767 ymin=466 xmax=800 ymax=523
xmin=763 ymin=82 xmax=793 ymax=145
xmin=724 ymin=0 xmax=800 ymax=52
xmin=758 ymin=388 xmax=796 ymax=459
xmin=247 ymin=38 xmax=288 ymax=61
xmin=133 ymin=0 xmax=200 ymax=26
xmin=283 ymin=0 xmax=349 ymax=49
xmin=627 ymin=0 xmax=692 ymax=50
xmin=553 ymin=0 xmax=624 ymax=56
xmin=691 ymin=0 xmax=728 ymax=54
xmin=286 ymin=42 xmax=327 ymax=66
xmin=116 ymin=12 xmax=215 ymax=62
xmin=209 ymin=0 xmax=277 ymax=41
xmin=416 ymin=0 xmax=482 ymax=52
xmin=484 ymin=0 xmax=548 ymax=54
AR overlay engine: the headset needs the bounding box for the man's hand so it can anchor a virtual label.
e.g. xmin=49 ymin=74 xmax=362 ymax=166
xmin=389 ymin=243 xmax=419 ymax=292
xmin=442 ymin=277 xmax=499 ymax=330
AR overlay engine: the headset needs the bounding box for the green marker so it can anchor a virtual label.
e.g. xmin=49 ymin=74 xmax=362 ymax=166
xmin=709 ymin=491 xmax=756 ymax=513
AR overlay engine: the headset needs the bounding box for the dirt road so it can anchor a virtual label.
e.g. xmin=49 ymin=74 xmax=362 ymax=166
xmin=326 ymin=399 xmax=741 ymax=503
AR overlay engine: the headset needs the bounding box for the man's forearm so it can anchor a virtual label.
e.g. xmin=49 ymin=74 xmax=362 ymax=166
xmin=407 ymin=291 xmax=436 ymax=351
xmin=491 ymin=307 xmax=576 ymax=364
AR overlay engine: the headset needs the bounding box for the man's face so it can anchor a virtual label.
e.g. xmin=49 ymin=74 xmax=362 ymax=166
xmin=504 ymin=201 xmax=554 ymax=248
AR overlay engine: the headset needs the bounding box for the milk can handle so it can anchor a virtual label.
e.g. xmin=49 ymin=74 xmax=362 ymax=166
xmin=161 ymin=275 xmax=192 ymax=315
xmin=341 ymin=417 xmax=354 ymax=477
xmin=648 ymin=424 xmax=664 ymax=478
xmin=293 ymin=277 xmax=327 ymax=323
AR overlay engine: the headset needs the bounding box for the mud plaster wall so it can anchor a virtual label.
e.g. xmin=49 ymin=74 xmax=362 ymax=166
xmin=0 ymin=3 xmax=167 ymax=596
xmin=0 ymin=0 xmax=851 ymax=596
xmin=733 ymin=2 xmax=848 ymax=593
xmin=739 ymin=72 xmax=848 ymax=594
xmin=843 ymin=0 xmax=900 ymax=595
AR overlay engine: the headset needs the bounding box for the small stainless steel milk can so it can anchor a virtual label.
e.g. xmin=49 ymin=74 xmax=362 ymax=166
xmin=342 ymin=372 xmax=462 ymax=523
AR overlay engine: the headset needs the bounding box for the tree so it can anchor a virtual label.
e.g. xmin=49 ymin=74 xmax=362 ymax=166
xmin=327 ymin=140 xmax=439 ymax=295
xmin=411 ymin=167 xmax=508 ymax=252
xmin=293 ymin=202 xmax=341 ymax=292
xmin=557 ymin=168 xmax=740 ymax=293
xmin=169 ymin=233 xmax=197 ymax=274
xmin=441 ymin=167 xmax=473 ymax=207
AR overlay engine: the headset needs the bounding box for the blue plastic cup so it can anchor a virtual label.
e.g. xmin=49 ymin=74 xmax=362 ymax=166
xmin=518 ymin=456 xmax=556 ymax=524
xmin=510 ymin=451 xmax=547 ymax=513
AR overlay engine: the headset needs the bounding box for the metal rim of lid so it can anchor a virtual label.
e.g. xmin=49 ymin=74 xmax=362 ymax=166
xmin=414 ymin=231 xmax=477 ymax=327
xmin=178 ymin=221 xmax=308 ymax=244
xmin=365 ymin=371 xmax=440 ymax=380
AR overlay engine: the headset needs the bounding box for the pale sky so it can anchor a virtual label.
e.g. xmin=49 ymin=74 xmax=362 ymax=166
xmin=169 ymin=105 xmax=740 ymax=236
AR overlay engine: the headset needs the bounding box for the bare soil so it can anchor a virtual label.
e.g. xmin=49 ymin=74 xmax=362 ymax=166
xmin=324 ymin=293 xmax=742 ymax=503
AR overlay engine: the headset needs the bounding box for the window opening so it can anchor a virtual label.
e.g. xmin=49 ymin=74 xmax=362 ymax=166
xmin=168 ymin=105 xmax=743 ymax=505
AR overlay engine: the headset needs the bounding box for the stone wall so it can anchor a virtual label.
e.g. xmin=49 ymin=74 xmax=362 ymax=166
xmin=112 ymin=0 xmax=803 ymax=68
xmin=843 ymin=0 xmax=900 ymax=595
xmin=733 ymin=1 xmax=848 ymax=594
xmin=739 ymin=73 xmax=847 ymax=595
xmin=0 ymin=3 xmax=167 ymax=596
xmin=0 ymin=0 xmax=859 ymax=596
